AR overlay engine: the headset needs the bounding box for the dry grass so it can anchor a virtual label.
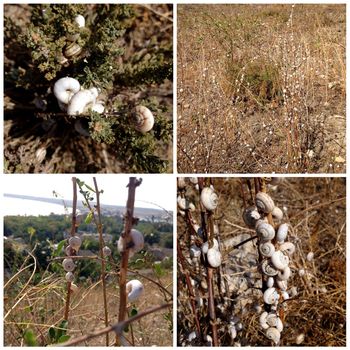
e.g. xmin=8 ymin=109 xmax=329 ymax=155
xmin=177 ymin=5 xmax=345 ymax=173
xmin=177 ymin=177 xmax=345 ymax=346
xmin=4 ymin=269 xmax=173 ymax=346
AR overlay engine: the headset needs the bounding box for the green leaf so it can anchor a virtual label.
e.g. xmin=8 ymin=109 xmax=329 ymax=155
xmin=57 ymin=335 xmax=70 ymax=343
xmin=23 ymin=329 xmax=38 ymax=346
xmin=54 ymin=240 xmax=66 ymax=257
xmin=48 ymin=327 xmax=56 ymax=341
xmin=56 ymin=320 xmax=68 ymax=339
xmin=85 ymin=211 xmax=93 ymax=224
xmin=84 ymin=184 xmax=96 ymax=193
xmin=130 ymin=307 xmax=138 ymax=317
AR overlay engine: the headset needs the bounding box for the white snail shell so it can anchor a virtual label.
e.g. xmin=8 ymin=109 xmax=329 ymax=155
xmin=65 ymin=245 xmax=72 ymax=256
xmin=307 ymin=251 xmax=314 ymax=261
xmin=228 ymin=325 xmax=237 ymax=339
xmin=74 ymin=14 xmax=85 ymax=28
xmin=190 ymin=245 xmax=201 ymax=258
xmin=187 ymin=331 xmax=197 ymax=342
xmin=277 ymin=266 xmax=291 ymax=281
xmin=266 ymin=314 xmax=284 ymax=332
xmin=256 ymin=222 xmax=275 ymax=241
xmin=255 ymin=192 xmax=275 ymax=213
xmin=54 ymin=77 xmax=80 ymax=104
xmin=201 ymin=239 xmax=219 ymax=254
xmin=177 ymin=177 xmax=186 ymax=189
xmin=276 ymin=223 xmax=289 ymax=243
xmin=276 ymin=279 xmax=288 ymax=291
xmin=289 ymin=286 xmax=298 ymax=297
xmin=242 ymin=205 xmax=261 ymax=228
xmin=70 ymin=283 xmax=78 ymax=292
xmin=200 ymin=187 xmax=218 ymax=211
xmin=65 ymin=271 xmax=74 ymax=282
xmin=263 ymin=287 xmax=279 ymax=304
xmin=272 ymin=206 xmax=283 ymax=221
xmin=267 ymin=276 xmax=274 ymax=288
xmin=102 ymin=246 xmax=111 ymax=256
xmin=134 ymin=106 xmax=154 ymax=133
xmin=259 ymin=242 xmax=275 ymax=257
xmin=261 ymin=259 xmax=279 ymax=276
xmin=62 ymin=258 xmax=76 ymax=272
xmin=279 ymin=242 xmax=295 ymax=256
xmin=259 ymin=311 xmax=269 ymax=329
xmin=67 ymin=88 xmax=98 ymax=116
xmin=130 ymin=229 xmax=144 ymax=254
xmin=177 ymin=196 xmax=195 ymax=211
xmin=282 ymin=291 xmax=290 ymax=300
xmin=189 ymin=177 xmax=198 ymax=184
xmin=91 ymin=102 xmax=105 ymax=114
xmin=207 ymin=247 xmax=222 ymax=268
xmin=266 ymin=327 xmax=281 ymax=345
xmin=126 ymin=279 xmax=144 ymax=302
xmin=69 ymin=236 xmax=82 ymax=250
xmin=271 ymin=250 xmax=289 ymax=270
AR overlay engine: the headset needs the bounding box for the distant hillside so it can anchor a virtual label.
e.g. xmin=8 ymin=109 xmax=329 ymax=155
xmin=4 ymin=193 xmax=172 ymax=221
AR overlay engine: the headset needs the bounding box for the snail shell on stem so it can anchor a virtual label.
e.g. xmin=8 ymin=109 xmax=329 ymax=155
xmin=126 ymin=279 xmax=144 ymax=302
xmin=276 ymin=223 xmax=289 ymax=243
xmin=255 ymin=192 xmax=275 ymax=213
xmin=207 ymin=247 xmax=222 ymax=268
xmin=261 ymin=259 xmax=279 ymax=276
xmin=242 ymin=206 xmax=261 ymax=228
xmin=279 ymin=242 xmax=295 ymax=256
xmin=259 ymin=242 xmax=275 ymax=257
xmin=133 ymin=106 xmax=154 ymax=133
xmin=263 ymin=287 xmax=280 ymax=304
xmin=272 ymin=206 xmax=283 ymax=221
xmin=256 ymin=222 xmax=275 ymax=241
xmin=200 ymin=187 xmax=218 ymax=211
xmin=62 ymin=258 xmax=76 ymax=272
xmin=266 ymin=327 xmax=281 ymax=345
xmin=271 ymin=250 xmax=289 ymax=270
xmin=69 ymin=236 xmax=81 ymax=250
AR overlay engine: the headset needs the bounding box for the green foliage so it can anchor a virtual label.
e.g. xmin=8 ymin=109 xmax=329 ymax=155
xmin=48 ymin=320 xmax=70 ymax=345
xmin=23 ymin=328 xmax=38 ymax=346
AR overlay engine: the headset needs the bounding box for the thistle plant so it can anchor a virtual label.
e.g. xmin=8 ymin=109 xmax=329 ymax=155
xmin=4 ymin=4 xmax=173 ymax=173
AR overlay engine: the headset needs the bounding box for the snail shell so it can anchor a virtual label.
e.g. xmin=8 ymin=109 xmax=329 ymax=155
xmin=272 ymin=206 xmax=283 ymax=221
xmin=242 ymin=205 xmax=261 ymax=228
xmin=256 ymin=222 xmax=275 ymax=241
xmin=64 ymin=42 xmax=82 ymax=58
xmin=259 ymin=311 xmax=269 ymax=329
xmin=228 ymin=325 xmax=237 ymax=340
xmin=255 ymin=192 xmax=275 ymax=213
xmin=126 ymin=279 xmax=144 ymax=302
xmin=65 ymin=271 xmax=74 ymax=282
xmin=201 ymin=239 xmax=219 ymax=254
xmin=65 ymin=245 xmax=72 ymax=256
xmin=267 ymin=276 xmax=274 ymax=288
xmin=130 ymin=229 xmax=144 ymax=254
xmin=259 ymin=242 xmax=275 ymax=257
xmin=67 ymin=88 xmax=98 ymax=116
xmin=261 ymin=259 xmax=279 ymax=276
xmin=271 ymin=250 xmax=289 ymax=270
xmin=102 ymin=246 xmax=111 ymax=256
xmin=277 ymin=266 xmax=291 ymax=281
xmin=207 ymin=247 xmax=222 ymax=268
xmin=69 ymin=236 xmax=81 ymax=250
xmin=189 ymin=177 xmax=198 ymax=184
xmin=190 ymin=245 xmax=201 ymax=258
xmin=266 ymin=314 xmax=284 ymax=333
xmin=307 ymin=251 xmax=314 ymax=261
xmin=276 ymin=223 xmax=289 ymax=243
xmin=263 ymin=287 xmax=279 ymax=304
xmin=279 ymin=242 xmax=295 ymax=256
xmin=177 ymin=196 xmax=195 ymax=211
xmin=282 ymin=291 xmax=290 ymax=300
xmin=266 ymin=327 xmax=281 ymax=345
xmin=70 ymin=283 xmax=78 ymax=292
xmin=133 ymin=106 xmax=154 ymax=133
xmin=54 ymin=77 xmax=80 ymax=104
xmin=200 ymin=187 xmax=218 ymax=211
xmin=276 ymin=279 xmax=288 ymax=291
xmin=62 ymin=258 xmax=76 ymax=272
xmin=177 ymin=177 xmax=186 ymax=189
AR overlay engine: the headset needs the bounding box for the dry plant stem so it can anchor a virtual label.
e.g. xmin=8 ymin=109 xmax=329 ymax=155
xmin=177 ymin=242 xmax=201 ymax=337
xmin=116 ymin=177 xmax=142 ymax=345
xmin=58 ymin=303 xmax=172 ymax=346
xmin=207 ymin=267 xmax=219 ymax=346
xmin=64 ymin=177 xmax=77 ymax=321
xmin=93 ymin=177 xmax=109 ymax=346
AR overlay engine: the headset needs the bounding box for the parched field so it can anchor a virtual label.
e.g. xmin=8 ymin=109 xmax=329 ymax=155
xmin=177 ymin=178 xmax=345 ymax=346
xmin=177 ymin=5 xmax=345 ymax=173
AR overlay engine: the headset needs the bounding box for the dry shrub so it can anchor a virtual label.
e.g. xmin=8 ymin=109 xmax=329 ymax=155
xmin=177 ymin=4 xmax=345 ymax=173
xmin=177 ymin=177 xmax=345 ymax=346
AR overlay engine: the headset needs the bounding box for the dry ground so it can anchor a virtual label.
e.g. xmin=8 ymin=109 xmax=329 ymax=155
xmin=177 ymin=178 xmax=345 ymax=346
xmin=177 ymin=5 xmax=345 ymax=173
xmin=4 ymin=270 xmax=173 ymax=346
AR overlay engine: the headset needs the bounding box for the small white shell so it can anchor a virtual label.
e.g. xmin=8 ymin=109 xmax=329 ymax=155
xmin=69 ymin=236 xmax=81 ymax=250
xmin=188 ymin=331 xmax=197 ymax=342
xmin=228 ymin=324 xmax=237 ymax=339
xmin=272 ymin=206 xmax=283 ymax=221
xmin=267 ymin=276 xmax=274 ymax=288
xmin=276 ymin=223 xmax=289 ymax=243
xmin=266 ymin=327 xmax=281 ymax=345
xmin=190 ymin=245 xmax=201 ymax=258
xmin=277 ymin=266 xmax=291 ymax=281
xmin=189 ymin=177 xmax=198 ymax=184
xmin=177 ymin=196 xmax=195 ymax=211
xmin=276 ymin=279 xmax=288 ymax=291
xmin=54 ymin=77 xmax=80 ymax=104
xmin=256 ymin=222 xmax=275 ymax=241
xmin=281 ymin=291 xmax=290 ymax=300
xmin=307 ymin=251 xmax=314 ymax=261
xmin=207 ymin=247 xmax=222 ymax=268
xmin=289 ymin=286 xmax=298 ymax=297
xmin=130 ymin=229 xmax=144 ymax=254
xmin=74 ymin=14 xmax=85 ymax=28
xmin=67 ymin=88 xmax=98 ymax=116
xmin=134 ymin=106 xmax=154 ymax=133
xmin=91 ymin=102 xmax=105 ymax=114
xmin=255 ymin=192 xmax=275 ymax=213
xmin=70 ymin=283 xmax=78 ymax=292
xmin=102 ymin=246 xmax=111 ymax=256
xmin=259 ymin=311 xmax=269 ymax=329
xmin=298 ymin=269 xmax=305 ymax=277
xmin=279 ymin=242 xmax=295 ymax=256
xmin=200 ymin=187 xmax=218 ymax=211
xmin=177 ymin=177 xmax=186 ymax=189
xmin=259 ymin=242 xmax=275 ymax=257
xmin=65 ymin=245 xmax=72 ymax=256
xmin=261 ymin=259 xmax=279 ymax=276
xmin=65 ymin=271 xmax=74 ymax=282
xmin=271 ymin=250 xmax=289 ymax=270
xmin=201 ymin=239 xmax=219 ymax=254
xmin=266 ymin=314 xmax=283 ymax=332
xmin=263 ymin=287 xmax=279 ymax=304
xmin=62 ymin=258 xmax=76 ymax=272
xmin=126 ymin=279 xmax=144 ymax=302
xmin=242 ymin=206 xmax=261 ymax=228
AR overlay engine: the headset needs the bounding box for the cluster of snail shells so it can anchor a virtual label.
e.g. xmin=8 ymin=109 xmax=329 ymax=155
xmin=117 ymin=229 xmax=144 ymax=258
xmin=54 ymin=77 xmax=105 ymax=116
xmin=62 ymin=15 xmax=86 ymax=61
xmin=63 ymin=235 xmax=82 ymax=290
xmin=243 ymin=192 xmax=295 ymax=345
